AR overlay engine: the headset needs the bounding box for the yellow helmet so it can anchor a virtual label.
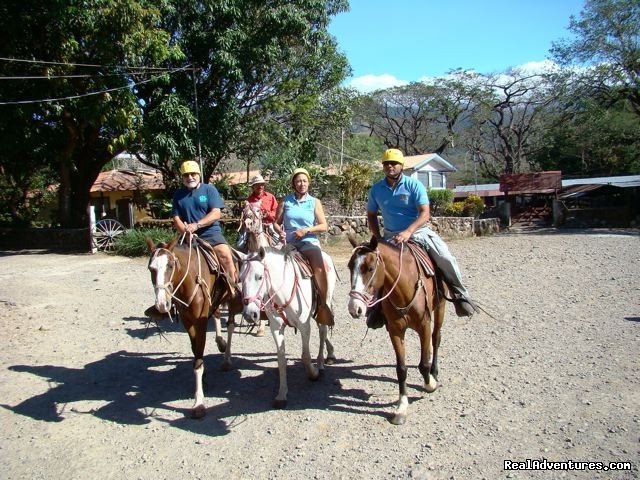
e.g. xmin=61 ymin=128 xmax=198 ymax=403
xmin=179 ymin=160 xmax=201 ymax=175
xmin=381 ymin=148 xmax=405 ymax=165
xmin=291 ymin=167 xmax=311 ymax=185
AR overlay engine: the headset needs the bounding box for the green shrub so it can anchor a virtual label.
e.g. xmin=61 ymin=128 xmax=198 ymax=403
xmin=428 ymin=188 xmax=454 ymax=216
xmin=114 ymin=228 xmax=176 ymax=257
xmin=463 ymin=194 xmax=485 ymax=218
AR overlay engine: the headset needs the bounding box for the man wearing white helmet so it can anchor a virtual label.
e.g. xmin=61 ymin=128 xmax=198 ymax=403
xmin=367 ymin=148 xmax=476 ymax=317
xmin=172 ymin=160 xmax=237 ymax=283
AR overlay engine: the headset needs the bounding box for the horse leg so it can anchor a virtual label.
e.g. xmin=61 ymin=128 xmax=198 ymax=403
xmin=186 ymin=318 xmax=208 ymax=419
xmin=270 ymin=320 xmax=288 ymax=409
xmin=300 ymin=321 xmax=319 ymax=381
xmin=430 ymin=299 xmax=446 ymax=382
xmin=212 ymin=310 xmax=227 ymax=353
xmin=221 ymin=311 xmax=235 ymax=371
xmin=418 ymin=315 xmax=438 ymax=394
xmin=256 ymin=319 xmax=266 ymax=337
xmin=324 ymin=334 xmax=336 ymax=365
xmin=388 ymin=327 xmax=409 ymax=425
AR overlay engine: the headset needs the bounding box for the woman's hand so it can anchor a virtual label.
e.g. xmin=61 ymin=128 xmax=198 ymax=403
xmin=294 ymin=227 xmax=310 ymax=240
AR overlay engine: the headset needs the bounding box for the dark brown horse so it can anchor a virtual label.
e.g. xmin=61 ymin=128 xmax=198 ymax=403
xmin=146 ymin=237 xmax=242 ymax=418
xmin=347 ymin=235 xmax=446 ymax=425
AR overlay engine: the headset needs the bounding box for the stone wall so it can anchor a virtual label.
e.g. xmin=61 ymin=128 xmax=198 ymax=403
xmin=323 ymin=215 xmax=500 ymax=240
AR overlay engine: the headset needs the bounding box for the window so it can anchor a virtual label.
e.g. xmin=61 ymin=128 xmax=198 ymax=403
xmin=430 ymin=172 xmax=444 ymax=188
xmin=417 ymin=171 xmax=430 ymax=188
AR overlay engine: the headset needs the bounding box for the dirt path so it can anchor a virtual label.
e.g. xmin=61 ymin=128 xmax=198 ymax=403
xmin=1 ymin=230 xmax=638 ymax=480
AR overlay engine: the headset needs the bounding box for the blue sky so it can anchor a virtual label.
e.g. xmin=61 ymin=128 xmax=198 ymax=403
xmin=328 ymin=0 xmax=585 ymax=91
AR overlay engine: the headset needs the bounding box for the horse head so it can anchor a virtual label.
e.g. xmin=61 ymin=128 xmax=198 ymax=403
xmin=347 ymin=235 xmax=385 ymax=319
xmin=146 ymin=237 xmax=180 ymax=314
xmin=237 ymin=247 xmax=268 ymax=324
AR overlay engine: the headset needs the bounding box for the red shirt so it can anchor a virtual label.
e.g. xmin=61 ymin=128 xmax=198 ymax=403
xmin=246 ymin=190 xmax=278 ymax=223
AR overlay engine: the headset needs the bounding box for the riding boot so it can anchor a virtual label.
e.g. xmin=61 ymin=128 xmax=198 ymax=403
xmin=313 ymin=270 xmax=335 ymax=327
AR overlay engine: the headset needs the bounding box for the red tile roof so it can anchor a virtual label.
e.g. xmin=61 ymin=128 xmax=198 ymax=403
xmin=91 ymin=169 xmax=165 ymax=192
xmin=499 ymin=171 xmax=562 ymax=194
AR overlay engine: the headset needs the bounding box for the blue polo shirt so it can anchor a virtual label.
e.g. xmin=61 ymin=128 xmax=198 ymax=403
xmin=172 ymin=183 xmax=225 ymax=239
xmin=367 ymin=174 xmax=429 ymax=232
xmin=282 ymin=193 xmax=320 ymax=246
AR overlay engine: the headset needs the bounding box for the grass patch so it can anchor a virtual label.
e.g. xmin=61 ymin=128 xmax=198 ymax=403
xmin=114 ymin=228 xmax=176 ymax=257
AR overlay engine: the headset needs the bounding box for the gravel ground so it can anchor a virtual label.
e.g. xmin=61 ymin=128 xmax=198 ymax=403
xmin=0 ymin=229 xmax=638 ymax=480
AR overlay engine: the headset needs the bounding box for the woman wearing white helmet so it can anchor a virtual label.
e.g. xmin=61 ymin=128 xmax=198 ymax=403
xmin=274 ymin=168 xmax=334 ymax=327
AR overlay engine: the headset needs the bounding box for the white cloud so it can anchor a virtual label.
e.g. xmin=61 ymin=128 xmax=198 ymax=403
xmin=348 ymin=74 xmax=409 ymax=93
xmin=509 ymin=60 xmax=561 ymax=74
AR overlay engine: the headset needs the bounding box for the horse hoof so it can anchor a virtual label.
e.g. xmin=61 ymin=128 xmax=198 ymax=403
xmin=255 ymin=327 xmax=265 ymax=337
xmin=191 ymin=405 xmax=206 ymax=419
xmin=220 ymin=360 xmax=233 ymax=372
xmin=425 ymin=374 xmax=438 ymax=393
xmin=215 ymin=338 xmax=227 ymax=353
xmin=389 ymin=413 xmax=407 ymax=425
xmin=273 ymin=399 xmax=287 ymax=409
xmin=325 ymin=355 xmax=336 ymax=365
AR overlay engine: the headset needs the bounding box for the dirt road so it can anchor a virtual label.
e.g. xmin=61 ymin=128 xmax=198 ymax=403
xmin=1 ymin=230 xmax=638 ymax=479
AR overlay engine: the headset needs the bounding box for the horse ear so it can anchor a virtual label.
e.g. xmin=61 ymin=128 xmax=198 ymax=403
xmin=258 ymin=246 xmax=266 ymax=260
xmin=347 ymin=231 xmax=359 ymax=248
xmin=167 ymin=237 xmax=178 ymax=251
xmin=370 ymin=235 xmax=378 ymax=249
xmin=231 ymin=247 xmax=246 ymax=263
xmin=145 ymin=237 xmax=155 ymax=253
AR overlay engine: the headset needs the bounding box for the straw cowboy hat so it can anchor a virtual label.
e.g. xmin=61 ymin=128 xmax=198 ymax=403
xmin=249 ymin=174 xmax=266 ymax=186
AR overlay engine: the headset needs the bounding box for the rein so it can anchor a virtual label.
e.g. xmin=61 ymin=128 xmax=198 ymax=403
xmin=241 ymin=252 xmax=306 ymax=326
xmin=349 ymin=242 xmax=406 ymax=308
xmin=151 ymin=234 xmax=212 ymax=309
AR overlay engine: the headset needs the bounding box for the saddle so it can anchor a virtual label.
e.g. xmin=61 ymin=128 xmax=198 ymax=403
xmin=366 ymin=241 xmax=436 ymax=330
xmin=283 ymin=245 xmax=313 ymax=279
xmin=406 ymin=241 xmax=435 ymax=278
xmin=192 ymin=237 xmax=222 ymax=274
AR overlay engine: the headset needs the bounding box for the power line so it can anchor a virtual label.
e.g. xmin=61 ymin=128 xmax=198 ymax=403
xmin=315 ymin=141 xmax=369 ymax=163
xmin=0 ymin=65 xmax=191 ymax=105
xmin=0 ymin=74 xmax=142 ymax=80
xmin=0 ymin=56 xmax=179 ymax=71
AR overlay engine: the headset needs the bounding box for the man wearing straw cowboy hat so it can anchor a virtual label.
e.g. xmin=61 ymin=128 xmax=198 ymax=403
xmin=367 ymin=148 xmax=477 ymax=318
xmin=246 ymin=174 xmax=278 ymax=229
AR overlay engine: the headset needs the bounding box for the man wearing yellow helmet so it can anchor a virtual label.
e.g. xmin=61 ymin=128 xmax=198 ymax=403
xmin=172 ymin=160 xmax=237 ymax=283
xmin=274 ymin=167 xmax=334 ymax=326
xmin=367 ymin=149 xmax=476 ymax=317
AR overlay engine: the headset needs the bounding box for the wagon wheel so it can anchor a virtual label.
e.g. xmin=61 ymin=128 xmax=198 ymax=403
xmin=93 ymin=219 xmax=126 ymax=252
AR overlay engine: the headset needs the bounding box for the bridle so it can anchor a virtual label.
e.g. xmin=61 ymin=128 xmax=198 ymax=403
xmin=149 ymin=237 xmax=212 ymax=309
xmin=349 ymin=242 xmax=423 ymax=313
xmin=240 ymin=251 xmax=306 ymax=326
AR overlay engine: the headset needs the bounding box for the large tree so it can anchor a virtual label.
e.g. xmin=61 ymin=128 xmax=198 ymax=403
xmin=136 ymin=0 xmax=350 ymax=185
xmin=0 ymin=0 xmax=181 ymax=227
xmin=0 ymin=0 xmax=349 ymax=227
xmin=551 ymin=0 xmax=640 ymax=117
xmin=464 ymin=70 xmax=561 ymax=178
xmin=354 ymin=70 xmax=483 ymax=156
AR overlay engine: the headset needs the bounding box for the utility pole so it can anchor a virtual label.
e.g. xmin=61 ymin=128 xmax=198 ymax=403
xmin=192 ymin=66 xmax=203 ymax=175
xmin=339 ymin=128 xmax=344 ymax=173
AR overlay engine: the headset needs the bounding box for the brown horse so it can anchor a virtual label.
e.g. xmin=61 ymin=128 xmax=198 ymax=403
xmin=347 ymin=235 xmax=446 ymax=425
xmin=146 ymin=237 xmax=242 ymax=418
